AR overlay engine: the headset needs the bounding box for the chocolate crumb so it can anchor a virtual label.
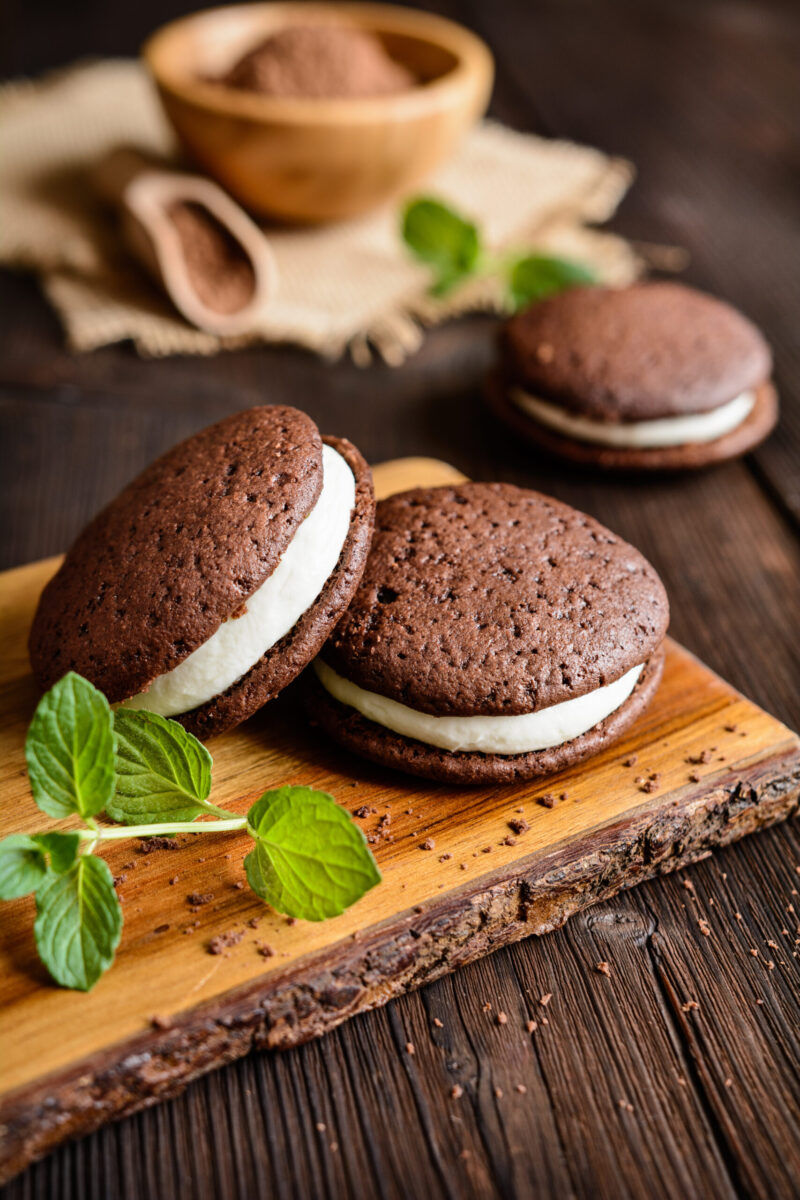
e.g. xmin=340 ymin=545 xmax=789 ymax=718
xmin=640 ymin=779 xmax=659 ymax=793
xmin=248 ymin=917 xmax=260 ymax=929
xmin=595 ymin=961 xmax=612 ymax=977
xmin=154 ymin=923 xmax=170 ymax=935
xmin=724 ymin=723 xmax=738 ymax=733
xmin=697 ymin=918 xmax=711 ymax=937
xmin=687 ymin=749 xmax=713 ymax=765
xmin=405 ymin=1042 xmax=415 ymax=1055
xmin=681 ymin=1000 xmax=700 ymax=1012
xmin=689 ymin=771 xmax=701 ymax=783
xmin=623 ymin=755 xmax=638 ymax=767
xmin=450 ymin=1085 xmax=463 ymax=1099
xmin=526 ymin=1020 xmax=537 ymax=1033
xmin=502 ymin=835 xmax=518 ymax=847
xmin=481 ymin=845 xmax=492 ymax=854
xmin=420 ymin=838 xmax=435 ymax=851
xmin=494 ymin=1086 xmax=504 ymax=1098
xmin=537 ymin=794 xmax=558 ymax=809
xmin=208 ymin=929 xmax=244 ymax=955
xmin=150 ymin=1014 xmax=172 ymax=1031
xmin=257 ymin=943 xmax=276 ymax=958
xmin=438 ymin=853 xmax=452 ymax=862
xmin=482 ymin=1002 xmax=492 ymax=1013
xmin=514 ymin=1084 xmax=527 ymax=1095
xmin=286 ymin=916 xmax=297 ymax=926
xmin=187 ymin=891 xmax=214 ymax=906
xmin=539 ymin=993 xmax=552 ymax=1007
xmin=137 ymin=836 xmax=179 ymax=853
xmin=508 ymin=817 xmax=529 ymax=835
xmin=169 ymin=875 xmax=179 ymax=886
xmin=233 ymin=881 xmax=244 ymax=890
xmin=496 ymin=1011 xmax=508 ymax=1026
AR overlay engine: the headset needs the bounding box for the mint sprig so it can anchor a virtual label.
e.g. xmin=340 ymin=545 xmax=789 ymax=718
xmin=401 ymin=195 xmax=596 ymax=308
xmin=3 ymin=673 xmax=381 ymax=990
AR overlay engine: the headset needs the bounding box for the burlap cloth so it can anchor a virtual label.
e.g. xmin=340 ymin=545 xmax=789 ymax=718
xmin=1 ymin=59 xmax=642 ymax=364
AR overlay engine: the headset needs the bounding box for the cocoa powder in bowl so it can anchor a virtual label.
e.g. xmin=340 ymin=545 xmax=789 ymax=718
xmin=221 ymin=24 xmax=416 ymax=99
xmin=167 ymin=202 xmax=256 ymax=315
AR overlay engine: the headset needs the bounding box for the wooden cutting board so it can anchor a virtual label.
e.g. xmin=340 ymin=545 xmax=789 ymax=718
xmin=1 ymin=456 xmax=798 ymax=1183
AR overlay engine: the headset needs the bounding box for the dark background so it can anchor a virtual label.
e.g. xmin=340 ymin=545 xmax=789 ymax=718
xmin=1 ymin=1 xmax=799 ymax=1198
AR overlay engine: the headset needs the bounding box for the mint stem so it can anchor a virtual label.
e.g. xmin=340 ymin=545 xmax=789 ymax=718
xmin=27 ymin=817 xmax=249 ymax=842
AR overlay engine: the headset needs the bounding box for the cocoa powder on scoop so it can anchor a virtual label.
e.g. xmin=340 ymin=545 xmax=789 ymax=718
xmin=221 ymin=24 xmax=416 ymax=99
xmin=168 ymin=201 xmax=256 ymax=315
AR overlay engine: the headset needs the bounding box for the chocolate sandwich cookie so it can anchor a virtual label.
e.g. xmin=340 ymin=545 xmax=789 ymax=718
xmin=29 ymin=406 xmax=375 ymax=739
xmin=489 ymin=282 xmax=777 ymax=470
xmin=307 ymin=483 xmax=669 ymax=784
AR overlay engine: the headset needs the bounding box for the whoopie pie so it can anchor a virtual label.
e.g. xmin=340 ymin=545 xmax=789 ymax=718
xmin=488 ymin=282 xmax=777 ymax=470
xmin=307 ymin=482 xmax=669 ymax=784
xmin=29 ymin=406 xmax=375 ymax=739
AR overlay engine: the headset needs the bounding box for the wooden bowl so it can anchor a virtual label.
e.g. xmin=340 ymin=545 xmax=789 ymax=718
xmin=143 ymin=2 xmax=494 ymax=223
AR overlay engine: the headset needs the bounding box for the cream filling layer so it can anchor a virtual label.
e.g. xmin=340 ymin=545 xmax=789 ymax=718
xmin=124 ymin=444 xmax=356 ymax=717
xmin=511 ymin=387 xmax=755 ymax=448
xmin=314 ymin=658 xmax=644 ymax=755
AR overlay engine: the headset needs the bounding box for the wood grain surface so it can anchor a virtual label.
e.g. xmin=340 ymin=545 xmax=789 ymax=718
xmin=1 ymin=0 xmax=799 ymax=1197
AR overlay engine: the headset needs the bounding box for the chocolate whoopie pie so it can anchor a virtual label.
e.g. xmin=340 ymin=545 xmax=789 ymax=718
xmin=29 ymin=406 xmax=374 ymax=739
xmin=489 ymin=282 xmax=777 ymax=470
xmin=307 ymin=482 xmax=669 ymax=784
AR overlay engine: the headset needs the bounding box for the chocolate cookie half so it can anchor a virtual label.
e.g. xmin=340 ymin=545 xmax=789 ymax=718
xmin=490 ymin=282 xmax=777 ymax=470
xmin=29 ymin=406 xmax=375 ymax=739
xmin=307 ymin=483 xmax=669 ymax=784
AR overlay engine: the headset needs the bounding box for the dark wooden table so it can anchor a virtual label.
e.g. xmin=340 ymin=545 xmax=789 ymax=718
xmin=2 ymin=1 xmax=799 ymax=1197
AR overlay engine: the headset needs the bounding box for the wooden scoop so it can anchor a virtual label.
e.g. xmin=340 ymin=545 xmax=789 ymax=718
xmin=92 ymin=148 xmax=278 ymax=337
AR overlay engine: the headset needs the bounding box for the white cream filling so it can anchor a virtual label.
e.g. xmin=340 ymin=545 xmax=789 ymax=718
xmin=314 ymin=658 xmax=644 ymax=755
xmin=511 ymin=387 xmax=755 ymax=448
xmin=124 ymin=444 xmax=356 ymax=717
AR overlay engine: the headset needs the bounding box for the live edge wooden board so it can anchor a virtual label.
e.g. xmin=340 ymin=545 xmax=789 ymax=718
xmin=1 ymin=457 xmax=799 ymax=1183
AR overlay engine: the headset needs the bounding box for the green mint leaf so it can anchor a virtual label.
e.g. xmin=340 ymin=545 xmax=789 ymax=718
xmin=0 ymin=835 xmax=48 ymax=899
xmin=33 ymin=831 xmax=81 ymax=874
xmin=25 ymin=672 xmax=116 ymax=819
xmin=402 ymin=197 xmax=481 ymax=292
xmin=108 ymin=709 xmax=213 ymax=825
xmin=509 ymin=254 xmax=596 ymax=310
xmin=34 ymin=855 xmax=122 ymax=990
xmin=244 ymin=786 xmax=381 ymax=921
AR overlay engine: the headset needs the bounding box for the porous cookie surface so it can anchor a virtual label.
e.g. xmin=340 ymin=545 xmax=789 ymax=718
xmin=321 ymin=483 xmax=669 ymax=718
xmin=29 ymin=406 xmax=323 ymax=702
xmin=308 ymin=648 xmax=665 ymax=785
xmin=182 ymin=436 xmax=375 ymax=740
xmin=487 ymin=374 xmax=779 ymax=472
xmin=502 ymin=283 xmax=772 ymax=420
